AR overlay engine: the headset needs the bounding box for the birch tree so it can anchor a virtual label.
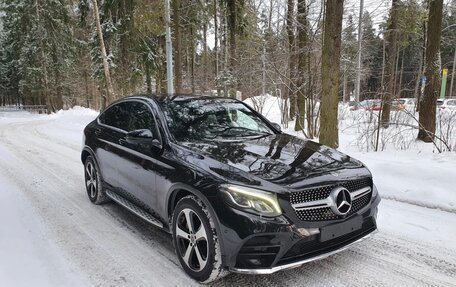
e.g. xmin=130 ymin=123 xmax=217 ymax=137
xmin=91 ymin=0 xmax=115 ymax=107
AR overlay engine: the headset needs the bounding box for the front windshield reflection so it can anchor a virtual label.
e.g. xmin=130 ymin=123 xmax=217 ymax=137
xmin=160 ymin=99 xmax=274 ymax=142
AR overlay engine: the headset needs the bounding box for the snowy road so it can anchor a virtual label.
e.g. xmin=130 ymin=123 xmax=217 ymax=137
xmin=1 ymin=111 xmax=455 ymax=287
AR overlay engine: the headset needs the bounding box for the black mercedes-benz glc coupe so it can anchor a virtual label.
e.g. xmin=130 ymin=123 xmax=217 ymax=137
xmin=81 ymin=95 xmax=380 ymax=283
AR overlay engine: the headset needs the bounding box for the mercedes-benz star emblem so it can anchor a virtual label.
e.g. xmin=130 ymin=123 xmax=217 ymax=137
xmin=330 ymin=187 xmax=352 ymax=216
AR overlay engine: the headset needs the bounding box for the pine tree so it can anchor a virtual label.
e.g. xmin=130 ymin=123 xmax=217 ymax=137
xmin=0 ymin=0 xmax=74 ymax=111
xmin=381 ymin=0 xmax=400 ymax=128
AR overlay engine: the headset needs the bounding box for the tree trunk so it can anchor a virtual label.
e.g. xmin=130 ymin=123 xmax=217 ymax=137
xmin=190 ymin=26 xmax=196 ymax=94
xmin=92 ymin=0 xmax=115 ymax=108
xmin=202 ymin=21 xmax=208 ymax=92
xmin=398 ymin=50 xmax=405 ymax=98
xmin=416 ymin=20 xmax=427 ymax=112
xmin=227 ymin=0 xmax=237 ymax=97
xmin=287 ymin=0 xmax=295 ymax=121
xmin=145 ymin=63 xmax=152 ymax=94
xmin=413 ymin=46 xmax=424 ymax=100
xmin=381 ymin=0 xmax=400 ymax=128
xmin=319 ymin=0 xmax=344 ymax=148
xmin=227 ymin=0 xmax=236 ymax=69
xmin=449 ymin=48 xmax=456 ymax=98
xmin=35 ymin=0 xmax=52 ymax=114
xmin=418 ymin=0 xmax=444 ymax=142
xmin=172 ymin=0 xmax=183 ymax=94
xmin=214 ymin=0 xmax=220 ymax=96
xmin=294 ymin=0 xmax=307 ymax=132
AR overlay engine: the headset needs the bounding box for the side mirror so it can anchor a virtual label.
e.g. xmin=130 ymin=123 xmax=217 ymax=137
xmin=125 ymin=129 xmax=163 ymax=152
xmin=150 ymin=138 xmax=163 ymax=152
xmin=126 ymin=129 xmax=153 ymax=145
xmin=271 ymin=122 xmax=281 ymax=132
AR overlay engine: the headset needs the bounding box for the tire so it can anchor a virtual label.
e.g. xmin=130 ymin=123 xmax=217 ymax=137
xmin=172 ymin=195 xmax=227 ymax=283
xmin=84 ymin=156 xmax=109 ymax=205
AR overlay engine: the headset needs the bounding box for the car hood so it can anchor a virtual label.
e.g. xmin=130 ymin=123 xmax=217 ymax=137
xmin=179 ymin=133 xmax=370 ymax=191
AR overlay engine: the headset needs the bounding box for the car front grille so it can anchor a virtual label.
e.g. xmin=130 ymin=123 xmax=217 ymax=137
xmin=291 ymin=178 xmax=372 ymax=222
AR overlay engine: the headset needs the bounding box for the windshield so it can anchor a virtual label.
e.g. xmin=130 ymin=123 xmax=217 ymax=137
xmin=160 ymin=99 xmax=274 ymax=142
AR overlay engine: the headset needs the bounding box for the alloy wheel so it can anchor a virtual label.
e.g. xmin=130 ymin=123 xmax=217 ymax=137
xmin=85 ymin=161 xmax=98 ymax=199
xmin=175 ymin=208 xmax=209 ymax=272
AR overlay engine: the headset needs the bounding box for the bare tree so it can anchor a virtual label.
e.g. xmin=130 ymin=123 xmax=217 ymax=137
xmin=294 ymin=0 xmax=308 ymax=132
xmin=91 ymin=0 xmax=115 ymax=108
xmin=286 ymin=0 xmax=296 ymax=121
xmin=380 ymin=0 xmax=400 ymax=128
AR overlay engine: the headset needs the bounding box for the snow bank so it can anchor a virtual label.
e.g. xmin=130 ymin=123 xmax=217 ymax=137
xmin=243 ymin=94 xmax=284 ymax=125
xmin=39 ymin=107 xmax=99 ymax=146
xmin=48 ymin=106 xmax=99 ymax=127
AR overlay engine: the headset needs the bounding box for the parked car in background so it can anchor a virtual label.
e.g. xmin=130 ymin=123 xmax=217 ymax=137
xmin=439 ymin=99 xmax=456 ymax=111
xmin=355 ymin=99 xmax=382 ymax=111
xmin=437 ymin=99 xmax=444 ymax=108
xmin=394 ymin=98 xmax=416 ymax=110
xmin=352 ymin=99 xmax=403 ymax=111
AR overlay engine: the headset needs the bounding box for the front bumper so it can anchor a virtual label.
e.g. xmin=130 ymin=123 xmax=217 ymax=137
xmin=213 ymin=192 xmax=380 ymax=273
xmin=231 ymin=229 xmax=377 ymax=274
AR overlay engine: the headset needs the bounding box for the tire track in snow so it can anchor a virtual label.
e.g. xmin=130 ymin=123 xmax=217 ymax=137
xmin=381 ymin=195 xmax=456 ymax=214
xmin=0 ymin=119 xmax=198 ymax=287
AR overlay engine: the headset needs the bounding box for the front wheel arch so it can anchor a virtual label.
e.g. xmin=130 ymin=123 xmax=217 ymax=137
xmin=172 ymin=195 xmax=228 ymax=283
xmin=166 ymin=185 xmax=226 ymax=267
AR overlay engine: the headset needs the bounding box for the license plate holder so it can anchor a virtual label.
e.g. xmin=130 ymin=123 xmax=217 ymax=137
xmin=320 ymin=216 xmax=363 ymax=242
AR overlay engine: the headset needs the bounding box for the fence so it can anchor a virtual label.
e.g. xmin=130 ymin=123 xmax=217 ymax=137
xmin=0 ymin=105 xmax=48 ymax=114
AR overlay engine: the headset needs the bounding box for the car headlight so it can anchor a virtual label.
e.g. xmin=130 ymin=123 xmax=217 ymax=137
xmin=372 ymin=184 xmax=379 ymax=198
xmin=220 ymin=184 xmax=282 ymax=217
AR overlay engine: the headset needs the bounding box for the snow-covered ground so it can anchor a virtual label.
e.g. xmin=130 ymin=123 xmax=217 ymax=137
xmin=1 ymin=103 xmax=456 ymax=286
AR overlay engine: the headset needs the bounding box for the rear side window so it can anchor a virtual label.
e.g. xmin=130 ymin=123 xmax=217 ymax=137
xmin=99 ymin=102 xmax=130 ymax=131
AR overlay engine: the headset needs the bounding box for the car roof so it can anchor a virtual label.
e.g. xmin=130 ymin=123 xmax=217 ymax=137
xmin=122 ymin=94 xmax=237 ymax=103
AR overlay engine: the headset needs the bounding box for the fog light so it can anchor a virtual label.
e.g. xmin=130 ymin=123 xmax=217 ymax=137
xmin=247 ymin=259 xmax=262 ymax=266
xmin=295 ymin=227 xmax=320 ymax=237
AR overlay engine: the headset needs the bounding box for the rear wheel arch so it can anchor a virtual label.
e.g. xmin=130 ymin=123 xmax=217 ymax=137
xmin=81 ymin=149 xmax=91 ymax=164
xmin=81 ymin=147 xmax=105 ymax=181
xmin=81 ymin=147 xmax=96 ymax=164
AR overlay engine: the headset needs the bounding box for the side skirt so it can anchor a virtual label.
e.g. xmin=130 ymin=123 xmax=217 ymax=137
xmin=106 ymin=190 xmax=164 ymax=229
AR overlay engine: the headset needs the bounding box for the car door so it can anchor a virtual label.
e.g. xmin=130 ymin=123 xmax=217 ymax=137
xmin=95 ymin=102 xmax=130 ymax=190
xmin=115 ymin=100 xmax=161 ymax=211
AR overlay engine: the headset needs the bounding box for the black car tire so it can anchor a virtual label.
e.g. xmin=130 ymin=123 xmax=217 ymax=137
xmin=172 ymin=195 xmax=227 ymax=283
xmin=84 ymin=156 xmax=109 ymax=205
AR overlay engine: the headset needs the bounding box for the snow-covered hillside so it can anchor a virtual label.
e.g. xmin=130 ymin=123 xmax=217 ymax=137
xmin=1 ymin=104 xmax=455 ymax=287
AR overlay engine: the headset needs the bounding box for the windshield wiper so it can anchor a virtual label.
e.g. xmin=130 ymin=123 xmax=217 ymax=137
xmin=217 ymin=126 xmax=271 ymax=137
